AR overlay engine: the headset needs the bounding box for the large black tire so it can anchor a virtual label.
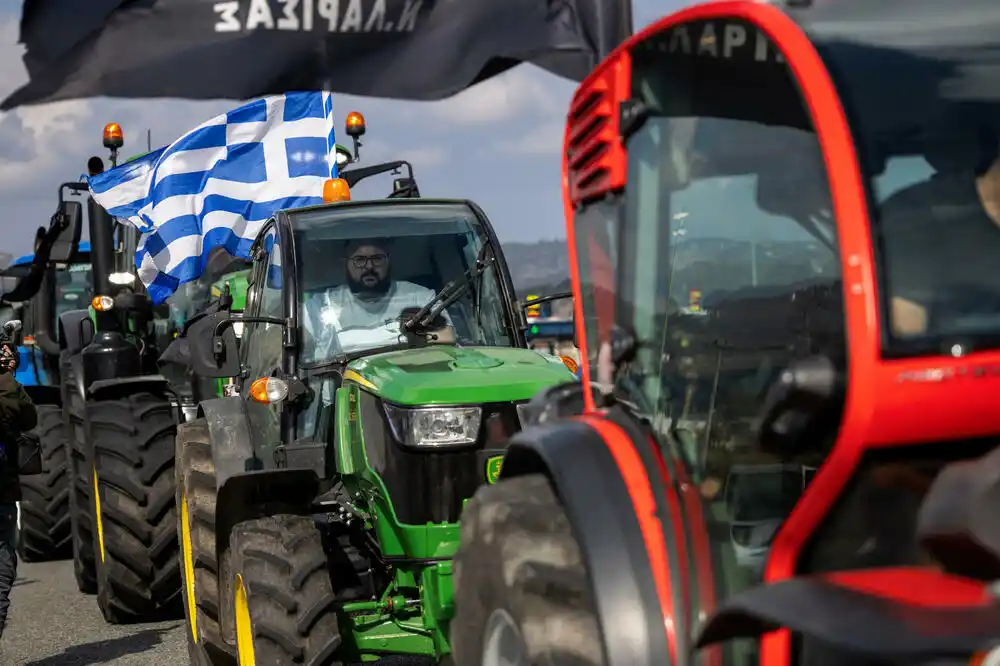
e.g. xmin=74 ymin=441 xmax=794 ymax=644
xmin=452 ymin=474 xmax=603 ymax=666
xmin=62 ymin=352 xmax=97 ymax=594
xmin=177 ymin=418 xmax=235 ymax=665
xmin=89 ymin=392 xmax=182 ymax=623
xmin=17 ymin=403 xmax=72 ymax=562
xmin=228 ymin=515 xmax=342 ymax=665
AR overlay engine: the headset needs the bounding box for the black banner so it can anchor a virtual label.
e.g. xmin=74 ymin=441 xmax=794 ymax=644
xmin=4 ymin=0 xmax=632 ymax=110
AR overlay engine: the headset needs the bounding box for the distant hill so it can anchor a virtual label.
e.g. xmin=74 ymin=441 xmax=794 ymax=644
xmin=499 ymin=236 xmax=836 ymax=311
xmin=501 ymin=239 xmax=571 ymax=296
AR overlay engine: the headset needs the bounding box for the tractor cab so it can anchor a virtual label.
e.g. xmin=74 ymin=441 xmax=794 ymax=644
xmin=1 ymin=243 xmax=92 ymax=379
xmin=450 ymin=1 xmax=1000 ymax=666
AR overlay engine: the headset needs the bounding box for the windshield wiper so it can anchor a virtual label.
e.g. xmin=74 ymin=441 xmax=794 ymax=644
xmin=402 ymin=240 xmax=495 ymax=333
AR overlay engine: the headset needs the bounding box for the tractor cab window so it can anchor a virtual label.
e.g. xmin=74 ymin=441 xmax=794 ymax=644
xmin=570 ymin=20 xmax=846 ymax=643
xmin=290 ymin=201 xmax=514 ymax=365
xmin=55 ymin=263 xmax=92 ymax=318
xmin=816 ymin=37 xmax=1000 ymax=355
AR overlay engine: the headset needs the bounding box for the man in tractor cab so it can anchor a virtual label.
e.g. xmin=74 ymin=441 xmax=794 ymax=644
xmin=302 ymin=237 xmax=454 ymax=359
xmin=879 ymin=117 xmax=1000 ymax=339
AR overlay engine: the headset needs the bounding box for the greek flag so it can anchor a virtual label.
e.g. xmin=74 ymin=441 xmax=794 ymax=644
xmin=88 ymin=91 xmax=338 ymax=305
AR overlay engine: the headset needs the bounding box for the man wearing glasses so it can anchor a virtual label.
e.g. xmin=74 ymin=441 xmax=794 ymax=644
xmin=304 ymin=237 xmax=453 ymax=357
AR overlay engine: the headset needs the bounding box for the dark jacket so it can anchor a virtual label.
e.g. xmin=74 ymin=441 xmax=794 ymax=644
xmin=0 ymin=373 xmax=37 ymax=503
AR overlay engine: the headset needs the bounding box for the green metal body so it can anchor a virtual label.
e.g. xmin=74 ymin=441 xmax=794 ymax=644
xmin=327 ymin=347 xmax=574 ymax=659
xmin=348 ymin=346 xmax=574 ymax=404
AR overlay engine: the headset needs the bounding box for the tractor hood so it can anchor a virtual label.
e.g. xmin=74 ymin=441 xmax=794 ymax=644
xmin=346 ymin=346 xmax=575 ymax=406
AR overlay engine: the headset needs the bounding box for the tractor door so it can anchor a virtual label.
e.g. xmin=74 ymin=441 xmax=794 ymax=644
xmin=240 ymin=223 xmax=285 ymax=465
xmin=564 ymin=11 xmax=847 ymax=663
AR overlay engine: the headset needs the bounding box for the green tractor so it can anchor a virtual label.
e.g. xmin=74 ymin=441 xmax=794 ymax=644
xmin=178 ymin=186 xmax=577 ymax=664
xmin=54 ymin=129 xmax=217 ymax=622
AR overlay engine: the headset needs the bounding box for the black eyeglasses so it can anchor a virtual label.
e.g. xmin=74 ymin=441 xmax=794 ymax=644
xmin=349 ymin=253 xmax=388 ymax=269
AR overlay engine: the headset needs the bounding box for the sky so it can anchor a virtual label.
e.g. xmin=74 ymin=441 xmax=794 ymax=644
xmin=0 ymin=0 xmax=665 ymax=256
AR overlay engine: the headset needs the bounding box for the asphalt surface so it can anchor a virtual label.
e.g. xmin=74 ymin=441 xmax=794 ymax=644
xmin=1 ymin=561 xmax=436 ymax=666
xmin=1 ymin=560 xmax=184 ymax=665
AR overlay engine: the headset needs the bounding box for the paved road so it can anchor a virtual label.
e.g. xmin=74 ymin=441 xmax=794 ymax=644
xmin=2 ymin=561 xmax=437 ymax=666
xmin=2 ymin=560 xmax=184 ymax=665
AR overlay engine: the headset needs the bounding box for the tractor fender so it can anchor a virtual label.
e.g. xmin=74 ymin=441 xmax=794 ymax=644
xmin=501 ymin=419 xmax=673 ymax=666
xmin=58 ymin=309 xmax=92 ymax=355
xmin=21 ymin=384 xmax=61 ymax=407
xmin=87 ymin=375 xmax=173 ymax=402
xmin=200 ymin=396 xmax=321 ymax=556
xmin=215 ymin=469 xmax=320 ymax=563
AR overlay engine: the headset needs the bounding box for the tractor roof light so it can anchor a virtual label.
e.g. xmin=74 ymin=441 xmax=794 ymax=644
xmin=92 ymin=295 xmax=114 ymax=311
xmin=103 ymin=123 xmax=124 ymax=150
xmin=323 ymin=178 xmax=351 ymax=203
xmin=345 ymin=111 xmax=366 ymax=138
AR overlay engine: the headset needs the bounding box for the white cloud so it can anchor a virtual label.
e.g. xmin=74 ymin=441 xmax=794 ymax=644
xmin=499 ymin=121 xmax=565 ymax=156
xmin=422 ymin=67 xmax=572 ymax=126
xmin=396 ymin=145 xmax=448 ymax=168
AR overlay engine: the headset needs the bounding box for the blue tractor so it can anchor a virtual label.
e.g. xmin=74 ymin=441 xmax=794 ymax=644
xmin=0 ymin=242 xmax=92 ymax=561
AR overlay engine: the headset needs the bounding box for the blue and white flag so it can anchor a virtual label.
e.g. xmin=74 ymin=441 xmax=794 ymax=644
xmin=88 ymin=91 xmax=338 ymax=305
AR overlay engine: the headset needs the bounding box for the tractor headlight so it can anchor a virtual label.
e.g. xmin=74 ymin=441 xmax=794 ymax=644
xmin=384 ymin=404 xmax=482 ymax=449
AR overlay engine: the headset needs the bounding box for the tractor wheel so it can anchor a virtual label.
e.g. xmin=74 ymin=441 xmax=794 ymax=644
xmin=228 ymin=515 xmax=342 ymax=665
xmin=177 ymin=418 xmax=235 ymax=665
xmin=62 ymin=353 xmax=97 ymax=594
xmin=17 ymin=404 xmax=72 ymax=562
xmin=89 ymin=392 xmax=182 ymax=623
xmin=452 ymin=474 xmax=603 ymax=666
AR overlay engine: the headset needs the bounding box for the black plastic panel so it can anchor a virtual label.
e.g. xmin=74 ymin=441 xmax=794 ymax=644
xmin=358 ymin=392 xmax=521 ymax=524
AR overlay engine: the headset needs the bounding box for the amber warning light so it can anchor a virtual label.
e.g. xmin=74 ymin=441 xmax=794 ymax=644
xmin=323 ymin=178 xmax=351 ymax=203
xmin=103 ymin=123 xmax=124 ymax=150
xmin=345 ymin=111 xmax=366 ymax=138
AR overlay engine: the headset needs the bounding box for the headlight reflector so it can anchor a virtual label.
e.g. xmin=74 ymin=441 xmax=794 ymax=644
xmin=384 ymin=404 xmax=482 ymax=449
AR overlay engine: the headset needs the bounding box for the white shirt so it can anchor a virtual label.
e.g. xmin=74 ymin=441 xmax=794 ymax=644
xmin=303 ymin=281 xmax=449 ymax=360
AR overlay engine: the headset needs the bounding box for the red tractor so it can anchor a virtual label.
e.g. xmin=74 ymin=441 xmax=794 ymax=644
xmin=451 ymin=0 xmax=1000 ymax=664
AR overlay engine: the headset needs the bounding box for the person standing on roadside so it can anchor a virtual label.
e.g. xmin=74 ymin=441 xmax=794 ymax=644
xmin=0 ymin=342 xmax=36 ymax=640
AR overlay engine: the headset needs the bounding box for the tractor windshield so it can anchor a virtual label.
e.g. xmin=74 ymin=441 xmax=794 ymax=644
xmin=290 ymin=201 xmax=516 ymax=364
xmin=55 ymin=263 xmax=92 ymax=318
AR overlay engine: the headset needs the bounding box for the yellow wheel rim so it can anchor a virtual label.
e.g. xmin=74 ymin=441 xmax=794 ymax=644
xmin=181 ymin=490 xmax=198 ymax=642
xmin=235 ymin=573 xmax=256 ymax=666
xmin=92 ymin=465 xmax=105 ymax=563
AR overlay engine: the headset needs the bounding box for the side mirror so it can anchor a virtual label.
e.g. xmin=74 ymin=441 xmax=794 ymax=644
xmin=517 ymin=381 xmax=602 ymax=427
xmin=757 ymin=355 xmax=844 ymax=457
xmin=389 ymin=177 xmax=420 ymax=198
xmin=188 ymin=311 xmax=240 ymax=378
xmin=1 ymin=319 xmax=23 ymax=346
xmin=49 ymin=200 xmax=83 ymax=263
